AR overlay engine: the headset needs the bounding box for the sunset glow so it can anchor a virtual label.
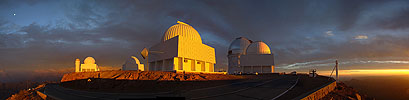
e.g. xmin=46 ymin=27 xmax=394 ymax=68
xmin=2 ymin=0 xmax=409 ymax=99
xmin=319 ymin=69 xmax=409 ymax=76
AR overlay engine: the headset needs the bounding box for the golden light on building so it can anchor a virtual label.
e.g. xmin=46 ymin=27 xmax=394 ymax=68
xmin=75 ymin=57 xmax=100 ymax=72
xmin=147 ymin=21 xmax=216 ymax=73
xmin=246 ymin=41 xmax=271 ymax=55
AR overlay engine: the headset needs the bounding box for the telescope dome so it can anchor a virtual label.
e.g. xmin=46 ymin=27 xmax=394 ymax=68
xmin=228 ymin=37 xmax=252 ymax=55
xmin=162 ymin=21 xmax=202 ymax=43
xmin=84 ymin=57 xmax=96 ymax=64
xmin=246 ymin=41 xmax=271 ymax=54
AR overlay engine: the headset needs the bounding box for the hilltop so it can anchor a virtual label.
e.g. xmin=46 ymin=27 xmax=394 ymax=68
xmin=7 ymin=71 xmax=371 ymax=100
xmin=61 ymin=70 xmax=244 ymax=82
xmin=60 ymin=70 xmax=265 ymax=93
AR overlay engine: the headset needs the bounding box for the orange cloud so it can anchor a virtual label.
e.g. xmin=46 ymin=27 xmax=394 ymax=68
xmin=354 ymin=35 xmax=368 ymax=39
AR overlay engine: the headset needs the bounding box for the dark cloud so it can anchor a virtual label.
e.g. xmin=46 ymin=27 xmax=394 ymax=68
xmin=378 ymin=8 xmax=409 ymax=29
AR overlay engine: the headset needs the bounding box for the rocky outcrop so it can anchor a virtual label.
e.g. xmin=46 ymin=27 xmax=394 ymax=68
xmin=6 ymin=84 xmax=46 ymax=100
xmin=59 ymin=71 xmax=263 ymax=93
xmin=61 ymin=70 xmax=244 ymax=82
xmin=321 ymin=82 xmax=374 ymax=100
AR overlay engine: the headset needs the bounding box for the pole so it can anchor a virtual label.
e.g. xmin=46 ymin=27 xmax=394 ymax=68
xmin=336 ymin=60 xmax=339 ymax=82
xmin=146 ymin=55 xmax=149 ymax=71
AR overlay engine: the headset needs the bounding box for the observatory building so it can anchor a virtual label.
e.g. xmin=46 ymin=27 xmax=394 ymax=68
xmin=227 ymin=37 xmax=274 ymax=74
xmin=122 ymin=56 xmax=144 ymax=71
xmin=147 ymin=21 xmax=216 ymax=72
xmin=75 ymin=57 xmax=100 ymax=72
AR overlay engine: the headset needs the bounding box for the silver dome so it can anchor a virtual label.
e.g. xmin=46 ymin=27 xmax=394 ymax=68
xmin=228 ymin=37 xmax=252 ymax=55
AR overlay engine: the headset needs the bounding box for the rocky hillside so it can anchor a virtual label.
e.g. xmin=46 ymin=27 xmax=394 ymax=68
xmin=60 ymin=70 xmax=255 ymax=93
xmin=6 ymin=84 xmax=47 ymax=100
xmin=343 ymin=76 xmax=409 ymax=100
xmin=61 ymin=70 xmax=244 ymax=82
xmin=322 ymin=82 xmax=374 ymax=100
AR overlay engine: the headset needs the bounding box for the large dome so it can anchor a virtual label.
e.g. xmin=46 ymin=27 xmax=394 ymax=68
xmin=162 ymin=21 xmax=202 ymax=43
xmin=228 ymin=37 xmax=252 ymax=55
xmin=246 ymin=41 xmax=272 ymax=54
xmin=84 ymin=57 xmax=96 ymax=64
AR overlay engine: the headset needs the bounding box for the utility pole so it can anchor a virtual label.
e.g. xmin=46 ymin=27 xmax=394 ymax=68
xmin=336 ymin=60 xmax=339 ymax=82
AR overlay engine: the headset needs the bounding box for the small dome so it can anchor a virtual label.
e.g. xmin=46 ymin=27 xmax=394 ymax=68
xmin=162 ymin=21 xmax=202 ymax=43
xmin=228 ymin=37 xmax=252 ymax=55
xmin=84 ymin=57 xmax=96 ymax=64
xmin=76 ymin=59 xmax=80 ymax=61
xmin=131 ymin=56 xmax=140 ymax=64
xmin=246 ymin=41 xmax=271 ymax=54
xmin=123 ymin=56 xmax=142 ymax=70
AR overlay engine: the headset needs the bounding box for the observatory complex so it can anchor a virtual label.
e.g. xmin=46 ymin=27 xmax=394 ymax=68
xmin=147 ymin=21 xmax=216 ymax=72
xmin=75 ymin=57 xmax=100 ymax=72
xmin=227 ymin=37 xmax=274 ymax=74
xmin=122 ymin=56 xmax=144 ymax=71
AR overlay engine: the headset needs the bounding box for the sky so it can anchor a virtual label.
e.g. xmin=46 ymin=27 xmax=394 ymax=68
xmin=1 ymin=0 xmax=409 ymax=81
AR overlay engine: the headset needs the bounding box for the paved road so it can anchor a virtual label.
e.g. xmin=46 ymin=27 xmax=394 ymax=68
xmin=184 ymin=75 xmax=298 ymax=100
xmin=44 ymin=75 xmax=298 ymax=100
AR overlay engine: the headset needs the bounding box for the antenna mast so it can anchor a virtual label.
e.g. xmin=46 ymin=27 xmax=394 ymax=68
xmin=328 ymin=60 xmax=339 ymax=82
xmin=336 ymin=60 xmax=339 ymax=82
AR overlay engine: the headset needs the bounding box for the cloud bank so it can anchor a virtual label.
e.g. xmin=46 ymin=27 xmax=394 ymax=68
xmin=1 ymin=0 xmax=409 ymax=76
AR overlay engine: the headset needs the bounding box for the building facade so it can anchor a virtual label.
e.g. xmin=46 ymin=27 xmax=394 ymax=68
xmin=147 ymin=21 xmax=216 ymax=72
xmin=75 ymin=57 xmax=100 ymax=72
xmin=227 ymin=37 xmax=274 ymax=74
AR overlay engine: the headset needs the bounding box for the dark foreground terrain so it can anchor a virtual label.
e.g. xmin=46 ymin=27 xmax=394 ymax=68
xmin=343 ymin=75 xmax=409 ymax=100
xmin=6 ymin=71 xmax=366 ymax=100
xmin=1 ymin=81 xmax=57 ymax=100
xmin=322 ymin=82 xmax=374 ymax=100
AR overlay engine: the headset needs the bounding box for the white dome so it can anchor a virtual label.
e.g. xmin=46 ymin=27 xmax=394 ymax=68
xmin=228 ymin=37 xmax=252 ymax=55
xmin=161 ymin=21 xmax=202 ymax=43
xmin=131 ymin=56 xmax=140 ymax=64
xmin=84 ymin=57 xmax=95 ymax=64
xmin=123 ymin=56 xmax=142 ymax=70
xmin=246 ymin=41 xmax=271 ymax=54
xmin=124 ymin=56 xmax=140 ymax=65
